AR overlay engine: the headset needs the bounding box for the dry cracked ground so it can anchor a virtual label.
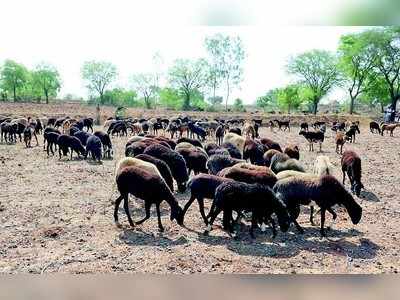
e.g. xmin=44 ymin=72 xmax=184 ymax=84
xmin=0 ymin=108 xmax=399 ymax=274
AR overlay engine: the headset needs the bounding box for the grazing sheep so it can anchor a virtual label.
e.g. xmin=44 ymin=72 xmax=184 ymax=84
xmin=223 ymin=132 xmax=245 ymax=156
xmin=313 ymin=155 xmax=334 ymax=176
xmin=188 ymin=122 xmax=207 ymax=141
xmin=243 ymin=138 xmax=265 ymax=165
xmin=276 ymin=170 xmax=316 ymax=181
xmin=269 ymin=152 xmax=290 ymax=173
xmin=183 ymin=174 xmax=233 ymax=225
xmin=345 ymin=124 xmax=360 ymax=143
xmin=215 ymin=125 xmax=225 ymax=145
xmin=43 ymin=127 xmax=61 ymax=150
xmin=274 ymin=119 xmax=290 ymax=131
xmin=93 ymin=131 xmax=113 ymax=158
xmin=369 ymin=121 xmax=381 ymax=134
xmin=381 ymin=123 xmax=400 ymax=136
xmin=153 ymin=136 xmax=176 ymax=149
xmin=274 ymin=175 xmax=362 ymax=236
xmin=176 ymin=137 xmax=202 ymax=148
xmin=284 ymin=145 xmax=300 ymax=160
xmin=206 ymin=154 xmax=245 ymax=175
xmin=300 ymin=122 xmax=308 ymax=131
xmin=205 ymin=182 xmax=290 ymax=238
xmin=271 ymin=157 xmax=305 ymax=174
xmin=57 ymin=135 xmax=86 ymax=160
xmin=135 ymin=154 xmax=174 ymax=192
xmin=114 ymin=166 xmax=184 ymax=231
xmin=143 ymin=144 xmax=189 ymax=192
xmin=299 ymin=130 xmax=325 ymax=152
xmin=43 ymin=132 xmax=60 ymax=156
xmin=335 ymin=132 xmax=346 ymax=154
xmin=221 ymin=142 xmax=242 ymax=159
xmin=219 ymin=163 xmax=278 ymax=188
xmin=341 ymin=151 xmax=363 ymax=197
xmin=263 ymin=149 xmax=281 ymax=167
xmin=85 ymin=135 xmax=102 ymax=162
xmin=205 ymin=143 xmax=230 ymax=157
xmin=243 ymin=121 xmax=256 ymax=139
xmin=73 ymin=130 xmax=92 ymax=146
xmin=228 ymin=127 xmax=242 ymax=136
xmin=82 ymin=118 xmax=94 ymax=132
xmin=176 ymin=147 xmax=208 ymax=175
xmin=258 ymin=138 xmax=282 ymax=152
xmin=114 ymin=157 xmax=162 ymax=179
xmin=23 ymin=125 xmax=39 ymax=148
xmin=175 ymin=142 xmax=196 ymax=152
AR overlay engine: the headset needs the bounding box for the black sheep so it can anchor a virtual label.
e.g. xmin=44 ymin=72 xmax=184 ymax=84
xmin=43 ymin=127 xmax=61 ymax=150
xmin=143 ymin=144 xmax=189 ymax=192
xmin=188 ymin=122 xmax=207 ymax=141
xmin=136 ymin=154 xmax=174 ymax=192
xmin=44 ymin=132 xmax=60 ymax=156
xmin=341 ymin=150 xmax=363 ymax=196
xmin=85 ymin=135 xmax=102 ymax=162
xmin=205 ymin=181 xmax=290 ymax=239
xmin=369 ymin=121 xmax=381 ymax=134
xmin=57 ymin=134 xmax=86 ymax=160
xmin=215 ymin=125 xmax=225 ymax=145
xmin=183 ymin=174 xmax=233 ymax=225
xmin=243 ymin=139 xmax=265 ymax=166
xmin=206 ymin=154 xmax=244 ymax=175
xmin=274 ymin=175 xmax=362 ymax=237
xmin=299 ymin=130 xmax=325 ymax=152
xmin=73 ymin=130 xmax=92 ymax=146
xmin=258 ymin=138 xmax=282 ymax=152
xmin=300 ymin=122 xmax=308 ymax=131
xmin=93 ymin=131 xmax=113 ymax=158
xmin=176 ymin=137 xmax=203 ymax=148
xmin=176 ymin=147 xmax=208 ymax=175
xmin=114 ymin=166 xmax=184 ymax=231
xmin=221 ymin=142 xmax=242 ymax=159
xmin=345 ymin=124 xmax=360 ymax=143
xmin=82 ymin=117 xmax=94 ymax=132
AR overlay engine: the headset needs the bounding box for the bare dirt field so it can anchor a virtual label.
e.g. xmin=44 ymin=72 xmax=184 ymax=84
xmin=0 ymin=103 xmax=399 ymax=274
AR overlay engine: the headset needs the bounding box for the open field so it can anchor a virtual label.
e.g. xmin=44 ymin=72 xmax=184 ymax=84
xmin=0 ymin=103 xmax=399 ymax=274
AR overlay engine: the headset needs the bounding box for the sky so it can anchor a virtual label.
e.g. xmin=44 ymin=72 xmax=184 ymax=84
xmin=0 ymin=1 xmax=372 ymax=104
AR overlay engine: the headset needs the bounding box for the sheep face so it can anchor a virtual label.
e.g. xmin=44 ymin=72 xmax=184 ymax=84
xmin=170 ymin=206 xmax=184 ymax=226
xmin=177 ymin=182 xmax=187 ymax=193
xmin=273 ymin=199 xmax=290 ymax=233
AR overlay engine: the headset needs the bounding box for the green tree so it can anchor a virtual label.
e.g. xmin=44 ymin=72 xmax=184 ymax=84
xmin=233 ymin=98 xmax=245 ymax=112
xmin=159 ymin=87 xmax=183 ymax=110
xmin=277 ymin=84 xmax=303 ymax=113
xmin=338 ymin=31 xmax=377 ymax=114
xmin=256 ymin=89 xmax=280 ymax=110
xmin=168 ymin=58 xmax=208 ymax=110
xmin=204 ymin=34 xmax=245 ymax=111
xmin=130 ymin=73 xmax=157 ymax=109
xmin=102 ymin=88 xmax=139 ymax=107
xmin=287 ymin=49 xmax=342 ymax=114
xmin=367 ymin=27 xmax=400 ymax=119
xmin=81 ymin=60 xmax=117 ymax=104
xmin=0 ymin=60 xmax=29 ymax=101
xmin=31 ymin=62 xmax=61 ymax=104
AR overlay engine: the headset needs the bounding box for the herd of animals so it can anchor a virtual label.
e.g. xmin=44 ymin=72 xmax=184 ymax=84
xmin=0 ymin=113 xmax=398 ymax=240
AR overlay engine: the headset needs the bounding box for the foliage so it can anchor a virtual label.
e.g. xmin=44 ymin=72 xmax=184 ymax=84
xmin=130 ymin=73 xmax=157 ymax=109
xmin=31 ymin=62 xmax=61 ymax=103
xmin=0 ymin=60 xmax=29 ymax=101
xmin=256 ymin=89 xmax=280 ymax=110
xmin=159 ymin=87 xmax=183 ymax=110
xmin=81 ymin=60 xmax=117 ymax=104
xmin=168 ymin=58 xmax=209 ymax=110
xmin=276 ymin=84 xmax=303 ymax=113
xmin=100 ymin=88 xmax=140 ymax=107
xmin=204 ymin=34 xmax=245 ymax=110
xmin=233 ymin=98 xmax=245 ymax=112
xmin=287 ymin=49 xmax=342 ymax=114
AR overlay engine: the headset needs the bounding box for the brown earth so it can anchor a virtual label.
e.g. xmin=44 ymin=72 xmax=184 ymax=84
xmin=0 ymin=103 xmax=399 ymax=274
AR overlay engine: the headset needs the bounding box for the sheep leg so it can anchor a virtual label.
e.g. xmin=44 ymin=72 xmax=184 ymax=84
xmin=342 ymin=171 xmax=346 ymax=185
xmin=122 ymin=194 xmax=135 ymax=227
xmin=182 ymin=195 xmax=196 ymax=221
xmin=204 ymin=206 xmax=222 ymax=235
xmin=135 ymin=201 xmax=151 ymax=225
xmin=320 ymin=208 xmax=326 ymax=237
xmin=249 ymin=214 xmax=258 ymax=239
xmin=113 ymin=195 xmax=124 ymax=227
xmin=155 ymin=203 xmax=164 ymax=232
xmin=197 ymin=197 xmax=209 ymax=226
xmin=269 ymin=218 xmax=277 ymax=238
xmin=309 ymin=205 xmax=316 ymax=226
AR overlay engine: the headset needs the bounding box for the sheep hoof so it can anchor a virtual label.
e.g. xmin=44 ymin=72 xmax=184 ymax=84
xmin=115 ymin=221 xmax=122 ymax=228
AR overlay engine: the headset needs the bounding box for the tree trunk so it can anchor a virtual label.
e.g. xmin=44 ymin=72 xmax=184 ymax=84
xmin=225 ymin=78 xmax=230 ymax=112
xmin=380 ymin=102 xmax=384 ymax=113
xmin=313 ymin=100 xmax=318 ymax=115
xmin=349 ymin=96 xmax=355 ymax=115
xmin=388 ymin=96 xmax=399 ymax=122
xmin=95 ymin=104 xmax=101 ymax=125
xmin=45 ymin=89 xmax=49 ymax=104
xmin=13 ymin=85 xmax=17 ymax=102
xmin=183 ymin=93 xmax=190 ymax=111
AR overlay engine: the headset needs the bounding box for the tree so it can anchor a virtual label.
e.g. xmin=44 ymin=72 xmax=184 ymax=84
xmin=168 ymin=58 xmax=208 ymax=110
xmin=130 ymin=73 xmax=157 ymax=109
xmin=102 ymin=88 xmax=139 ymax=107
xmin=276 ymin=84 xmax=303 ymax=113
xmin=338 ymin=31 xmax=377 ymax=114
xmin=287 ymin=50 xmax=342 ymax=114
xmin=367 ymin=28 xmax=400 ymax=120
xmin=207 ymin=96 xmax=223 ymax=106
xmin=81 ymin=60 xmax=117 ymax=104
xmin=0 ymin=60 xmax=29 ymax=101
xmin=159 ymin=87 xmax=182 ymax=110
xmin=233 ymin=98 xmax=245 ymax=112
xmin=205 ymin=34 xmax=245 ymax=111
xmin=256 ymin=89 xmax=280 ymax=110
xmin=31 ymin=62 xmax=61 ymax=104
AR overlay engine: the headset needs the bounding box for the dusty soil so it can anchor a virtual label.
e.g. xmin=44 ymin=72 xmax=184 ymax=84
xmin=0 ymin=103 xmax=399 ymax=274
